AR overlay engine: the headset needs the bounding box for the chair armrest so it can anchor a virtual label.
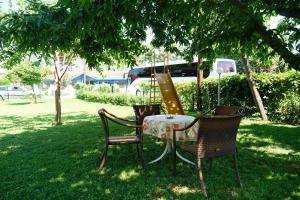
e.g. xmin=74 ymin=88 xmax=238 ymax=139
xmin=199 ymin=108 xmax=215 ymax=116
xmin=172 ymin=117 xmax=199 ymax=141
xmin=106 ymin=114 xmax=143 ymax=129
xmin=101 ymin=108 xmax=137 ymax=123
xmin=173 ymin=117 xmax=199 ymax=132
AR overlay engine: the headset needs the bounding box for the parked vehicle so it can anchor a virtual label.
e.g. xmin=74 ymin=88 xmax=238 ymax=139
xmin=207 ymin=58 xmax=237 ymax=79
xmin=125 ymin=78 xmax=150 ymax=96
xmin=0 ymin=86 xmax=31 ymax=100
xmin=126 ymin=58 xmax=237 ymax=95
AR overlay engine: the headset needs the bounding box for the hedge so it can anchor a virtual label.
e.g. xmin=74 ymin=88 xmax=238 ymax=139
xmin=76 ymin=71 xmax=299 ymax=125
xmin=0 ymin=79 xmax=10 ymax=85
xmin=76 ymin=90 xmax=149 ymax=106
xmin=174 ymin=70 xmax=299 ymax=124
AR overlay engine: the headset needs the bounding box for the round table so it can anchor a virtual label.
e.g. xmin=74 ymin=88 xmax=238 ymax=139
xmin=143 ymin=114 xmax=198 ymax=165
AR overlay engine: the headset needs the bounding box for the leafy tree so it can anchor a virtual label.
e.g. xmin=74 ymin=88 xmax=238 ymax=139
xmin=0 ymin=1 xmax=145 ymax=124
xmin=11 ymin=61 xmax=43 ymax=103
xmin=0 ymin=2 xmax=77 ymax=124
xmin=0 ymin=78 xmax=10 ymax=85
xmin=4 ymin=72 xmax=19 ymax=84
xmin=16 ymin=0 xmax=26 ymax=11
xmin=2 ymin=0 xmax=298 ymax=70
xmin=8 ymin=0 xmax=13 ymax=12
xmin=57 ymin=0 xmax=298 ymax=119
xmin=135 ymin=46 xmax=181 ymax=67
xmin=1 ymin=0 xmax=299 ymax=121
xmin=129 ymin=0 xmax=299 ymax=70
xmin=140 ymin=0 xmax=299 ymax=119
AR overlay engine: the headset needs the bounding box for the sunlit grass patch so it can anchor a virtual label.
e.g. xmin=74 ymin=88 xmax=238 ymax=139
xmin=118 ymin=169 xmax=139 ymax=181
xmin=172 ymin=185 xmax=197 ymax=194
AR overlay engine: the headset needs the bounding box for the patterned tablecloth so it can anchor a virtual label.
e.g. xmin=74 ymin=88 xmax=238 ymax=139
xmin=143 ymin=115 xmax=198 ymax=141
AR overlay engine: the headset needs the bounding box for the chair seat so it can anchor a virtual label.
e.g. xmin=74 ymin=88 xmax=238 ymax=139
xmin=180 ymin=143 xmax=236 ymax=158
xmin=108 ymin=135 xmax=140 ymax=144
xmin=180 ymin=144 xmax=202 ymax=155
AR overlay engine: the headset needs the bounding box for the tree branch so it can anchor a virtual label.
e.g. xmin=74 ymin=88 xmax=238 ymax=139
xmin=277 ymin=8 xmax=300 ymax=18
xmin=229 ymin=0 xmax=300 ymax=70
xmin=52 ymin=52 xmax=59 ymax=80
xmin=262 ymin=0 xmax=300 ymax=18
xmin=58 ymin=66 xmax=69 ymax=81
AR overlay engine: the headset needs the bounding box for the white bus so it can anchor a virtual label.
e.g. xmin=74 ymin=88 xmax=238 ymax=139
xmin=126 ymin=58 xmax=237 ymax=95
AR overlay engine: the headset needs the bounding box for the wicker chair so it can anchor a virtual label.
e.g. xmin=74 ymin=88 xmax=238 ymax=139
xmin=98 ymin=108 xmax=144 ymax=171
xmin=214 ymin=106 xmax=240 ymax=115
xmin=206 ymin=106 xmax=241 ymax=170
xmin=133 ymin=104 xmax=161 ymax=125
xmin=172 ymin=115 xmax=242 ymax=197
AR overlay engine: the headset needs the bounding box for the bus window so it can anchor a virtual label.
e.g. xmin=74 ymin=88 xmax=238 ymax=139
xmin=127 ymin=59 xmax=235 ymax=84
xmin=169 ymin=63 xmax=197 ymax=77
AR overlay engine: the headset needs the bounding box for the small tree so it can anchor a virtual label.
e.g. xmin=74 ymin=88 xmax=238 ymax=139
xmin=0 ymin=3 xmax=77 ymax=125
xmin=0 ymin=1 xmax=144 ymax=124
xmin=12 ymin=61 xmax=43 ymax=103
xmin=52 ymin=52 xmax=74 ymax=124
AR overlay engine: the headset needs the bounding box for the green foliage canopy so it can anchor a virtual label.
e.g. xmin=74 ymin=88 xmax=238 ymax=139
xmin=129 ymin=0 xmax=300 ymax=69
xmin=0 ymin=2 xmax=75 ymax=68
xmin=11 ymin=61 xmax=43 ymax=86
xmin=57 ymin=0 xmax=299 ymax=70
xmin=0 ymin=0 xmax=299 ymax=71
xmin=0 ymin=0 xmax=146 ymax=68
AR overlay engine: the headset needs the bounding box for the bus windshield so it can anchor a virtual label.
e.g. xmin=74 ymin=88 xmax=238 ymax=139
xmin=217 ymin=60 xmax=235 ymax=73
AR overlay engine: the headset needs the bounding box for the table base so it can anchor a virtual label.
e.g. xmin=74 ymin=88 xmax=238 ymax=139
xmin=147 ymin=140 xmax=195 ymax=165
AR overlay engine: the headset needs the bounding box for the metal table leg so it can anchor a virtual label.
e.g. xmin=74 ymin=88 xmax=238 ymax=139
xmin=176 ymin=150 xmax=195 ymax=165
xmin=147 ymin=142 xmax=171 ymax=164
xmin=147 ymin=140 xmax=195 ymax=165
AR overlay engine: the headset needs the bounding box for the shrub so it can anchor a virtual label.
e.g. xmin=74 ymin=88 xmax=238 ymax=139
xmin=76 ymin=71 xmax=300 ymax=124
xmin=176 ymin=82 xmax=197 ymax=111
xmin=276 ymin=92 xmax=300 ymax=125
xmin=74 ymin=82 xmax=85 ymax=90
xmin=0 ymin=78 xmax=10 ymax=85
xmin=92 ymin=83 xmax=112 ymax=93
xmin=74 ymin=83 xmax=121 ymax=93
xmin=199 ymin=74 xmax=256 ymax=115
xmin=175 ymin=71 xmax=300 ymax=124
xmin=76 ymin=90 xmax=149 ymax=106
xmin=255 ymin=71 xmax=300 ymax=119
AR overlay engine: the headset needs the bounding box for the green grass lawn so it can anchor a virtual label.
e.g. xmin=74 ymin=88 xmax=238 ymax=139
xmin=0 ymin=98 xmax=299 ymax=199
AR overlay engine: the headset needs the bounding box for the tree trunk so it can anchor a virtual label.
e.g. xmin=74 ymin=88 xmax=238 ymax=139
xmin=241 ymin=55 xmax=268 ymax=121
xmin=196 ymin=58 xmax=204 ymax=112
xmin=55 ymin=80 xmax=62 ymax=125
xmin=31 ymin=84 xmax=37 ymax=104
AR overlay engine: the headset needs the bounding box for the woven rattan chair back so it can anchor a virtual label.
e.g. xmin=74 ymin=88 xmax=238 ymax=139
xmin=133 ymin=104 xmax=161 ymax=125
xmin=214 ymin=106 xmax=239 ymax=115
xmin=196 ymin=115 xmax=242 ymax=157
xmin=172 ymin=114 xmax=242 ymax=196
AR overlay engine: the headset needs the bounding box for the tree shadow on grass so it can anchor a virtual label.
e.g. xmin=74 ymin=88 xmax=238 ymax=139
xmin=2 ymin=99 xmax=46 ymax=106
xmin=0 ymin=114 xmax=299 ymax=199
xmin=239 ymin=122 xmax=300 ymax=153
xmin=7 ymin=102 xmax=32 ymax=106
